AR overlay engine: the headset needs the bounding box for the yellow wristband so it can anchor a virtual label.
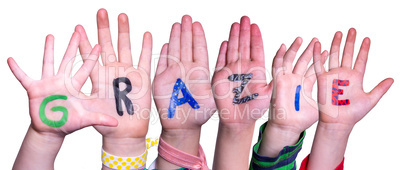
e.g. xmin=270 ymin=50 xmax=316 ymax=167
xmin=101 ymin=138 xmax=159 ymax=170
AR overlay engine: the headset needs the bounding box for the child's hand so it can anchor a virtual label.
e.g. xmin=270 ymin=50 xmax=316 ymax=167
xmin=313 ymin=28 xmax=393 ymax=128
xmin=268 ymin=37 xmax=325 ymax=133
xmin=10 ymin=33 xmax=117 ymax=170
xmin=153 ymin=15 xmax=215 ymax=129
xmin=75 ymin=9 xmax=152 ymax=158
xmin=307 ymin=28 xmax=394 ymax=169
xmin=258 ymin=37 xmax=328 ymax=157
xmin=212 ymin=16 xmax=271 ymax=126
xmin=8 ymin=33 xmax=117 ymax=136
xmin=212 ymin=16 xmax=271 ymax=170
xmin=153 ymin=15 xmax=215 ymax=169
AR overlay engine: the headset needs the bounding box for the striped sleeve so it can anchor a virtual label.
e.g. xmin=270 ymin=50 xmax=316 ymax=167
xmin=249 ymin=122 xmax=305 ymax=170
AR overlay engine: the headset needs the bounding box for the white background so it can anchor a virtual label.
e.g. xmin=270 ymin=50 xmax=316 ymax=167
xmin=0 ymin=0 xmax=401 ymax=169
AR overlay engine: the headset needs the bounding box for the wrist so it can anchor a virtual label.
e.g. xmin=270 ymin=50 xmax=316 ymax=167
xmin=160 ymin=128 xmax=201 ymax=156
xmin=258 ymin=122 xmax=301 ymax=157
xmin=219 ymin=121 xmax=256 ymax=133
xmin=212 ymin=122 xmax=256 ymax=170
xmin=317 ymin=121 xmax=354 ymax=138
xmin=265 ymin=121 xmax=304 ymax=137
xmin=218 ymin=122 xmax=256 ymax=141
xmin=29 ymin=125 xmax=65 ymax=146
xmin=307 ymin=122 xmax=352 ymax=169
xmin=156 ymin=128 xmax=201 ymax=169
xmin=102 ymin=137 xmax=146 ymax=157
xmin=13 ymin=125 xmax=64 ymax=170
xmin=217 ymin=121 xmax=256 ymax=150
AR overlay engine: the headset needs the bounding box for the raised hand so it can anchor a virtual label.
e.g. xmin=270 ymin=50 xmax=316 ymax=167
xmin=313 ymin=28 xmax=393 ymax=127
xmin=212 ymin=16 xmax=271 ymax=125
xmin=212 ymin=16 xmax=271 ymax=170
xmin=74 ymin=8 xmax=152 ymax=163
xmin=153 ymin=15 xmax=215 ymax=127
xmin=308 ymin=28 xmax=394 ymax=169
xmin=8 ymin=33 xmax=117 ymax=136
xmin=153 ymin=15 xmax=215 ymax=169
xmin=10 ymin=33 xmax=117 ymax=170
xmin=258 ymin=37 xmax=328 ymax=157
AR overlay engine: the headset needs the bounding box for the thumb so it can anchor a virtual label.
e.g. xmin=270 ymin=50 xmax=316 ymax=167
xmin=83 ymin=112 xmax=119 ymax=127
xmin=7 ymin=57 xmax=33 ymax=89
xmin=369 ymin=78 xmax=394 ymax=106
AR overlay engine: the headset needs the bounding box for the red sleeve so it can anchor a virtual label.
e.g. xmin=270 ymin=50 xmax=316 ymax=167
xmin=299 ymin=155 xmax=309 ymax=170
xmin=299 ymin=154 xmax=344 ymax=170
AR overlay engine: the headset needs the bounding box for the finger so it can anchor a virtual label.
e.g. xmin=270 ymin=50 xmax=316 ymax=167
xmin=283 ymin=37 xmax=302 ymax=73
xmin=117 ymin=13 xmax=133 ymax=65
xmin=167 ymin=23 xmax=181 ymax=66
xmin=42 ymin=35 xmax=55 ymax=79
xmin=97 ymin=9 xmax=117 ymax=65
xmin=369 ymin=78 xmax=394 ymax=106
xmin=180 ymin=15 xmax=193 ymax=62
xmin=7 ymin=57 xmax=33 ymax=89
xmin=239 ymin=16 xmax=251 ymax=60
xmin=321 ymin=51 xmax=329 ymax=67
xmin=272 ymin=44 xmax=286 ymax=78
xmin=293 ymin=38 xmax=318 ymax=75
xmin=322 ymin=50 xmax=329 ymax=64
xmin=305 ymin=50 xmax=328 ymax=78
xmin=57 ymin=32 xmax=80 ymax=77
xmin=75 ymin=25 xmax=93 ymax=55
xmin=313 ymin=42 xmax=325 ymax=77
xmin=83 ymin=112 xmax=119 ymax=127
xmin=341 ymin=28 xmax=356 ymax=68
xmin=215 ymin=41 xmax=228 ymax=72
xmin=329 ymin=31 xmax=342 ymax=70
xmin=193 ymin=22 xmax=208 ymax=65
xmin=226 ymin=22 xmax=240 ymax=64
xmin=138 ymin=32 xmax=153 ymax=74
xmin=353 ymin=37 xmax=370 ymax=76
xmin=250 ymin=24 xmax=264 ymax=62
xmin=304 ymin=50 xmax=328 ymax=90
xmin=156 ymin=43 xmax=169 ymax=75
xmin=75 ymin=25 xmax=100 ymax=84
xmin=73 ymin=45 xmax=101 ymax=89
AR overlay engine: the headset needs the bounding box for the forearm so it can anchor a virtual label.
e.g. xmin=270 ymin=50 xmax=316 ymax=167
xmin=13 ymin=125 xmax=64 ymax=170
xmin=258 ymin=122 xmax=301 ymax=157
xmin=213 ymin=122 xmax=255 ymax=170
xmin=102 ymin=137 xmax=146 ymax=170
xmin=307 ymin=122 xmax=352 ymax=170
xmin=250 ymin=122 xmax=305 ymax=170
xmin=156 ymin=128 xmax=201 ymax=169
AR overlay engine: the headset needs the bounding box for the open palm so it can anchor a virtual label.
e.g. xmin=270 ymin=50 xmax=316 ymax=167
xmin=7 ymin=33 xmax=117 ymax=135
xmin=153 ymin=15 xmax=215 ymax=129
xmin=313 ymin=28 xmax=393 ymax=126
xmin=212 ymin=16 xmax=271 ymax=124
xmin=269 ymin=37 xmax=328 ymax=133
xmin=75 ymin=9 xmax=152 ymax=139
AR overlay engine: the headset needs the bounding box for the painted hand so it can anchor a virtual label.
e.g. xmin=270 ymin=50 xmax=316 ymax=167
xmin=75 ymin=9 xmax=152 ymax=144
xmin=153 ymin=15 xmax=215 ymax=130
xmin=7 ymin=33 xmax=117 ymax=136
xmin=268 ymin=37 xmax=328 ymax=134
xmin=313 ymin=28 xmax=393 ymax=128
xmin=212 ymin=16 xmax=271 ymax=125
